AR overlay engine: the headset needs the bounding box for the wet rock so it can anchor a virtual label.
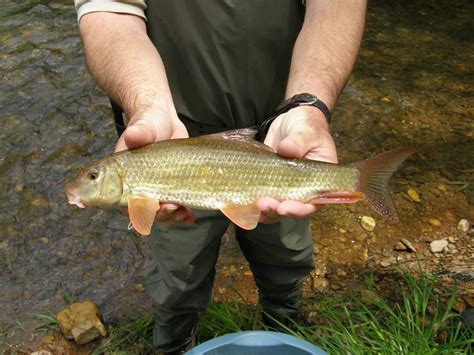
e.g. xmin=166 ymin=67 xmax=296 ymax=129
xmin=394 ymin=242 xmax=408 ymax=251
xmin=57 ymin=300 xmax=107 ymax=345
xmin=395 ymin=238 xmax=417 ymax=253
xmin=463 ymin=295 xmax=474 ymax=308
xmin=361 ymin=289 xmax=382 ymax=306
xmin=428 ymin=218 xmax=442 ymax=227
xmin=361 ymin=216 xmax=376 ymax=231
xmin=457 ymin=219 xmax=470 ymax=232
xmin=429 ymin=240 xmax=448 ymax=253
xmin=133 ymin=283 xmax=145 ymax=292
xmin=407 ymin=188 xmax=421 ymax=202
xmin=461 ymin=309 xmax=474 ymax=327
xmin=452 ymin=298 xmax=466 ymax=313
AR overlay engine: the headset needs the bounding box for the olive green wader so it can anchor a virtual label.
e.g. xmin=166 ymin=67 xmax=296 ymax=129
xmin=142 ymin=1 xmax=314 ymax=352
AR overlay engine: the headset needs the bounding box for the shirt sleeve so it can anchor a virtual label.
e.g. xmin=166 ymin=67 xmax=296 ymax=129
xmin=75 ymin=0 xmax=147 ymax=22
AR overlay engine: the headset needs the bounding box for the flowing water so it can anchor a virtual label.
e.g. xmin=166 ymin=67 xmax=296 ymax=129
xmin=1 ymin=0 xmax=472 ymax=349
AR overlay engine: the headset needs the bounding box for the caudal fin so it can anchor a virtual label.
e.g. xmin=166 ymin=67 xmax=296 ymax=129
xmin=353 ymin=147 xmax=416 ymax=224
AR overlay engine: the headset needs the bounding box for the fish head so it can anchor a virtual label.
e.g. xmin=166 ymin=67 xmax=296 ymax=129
xmin=65 ymin=163 xmax=123 ymax=208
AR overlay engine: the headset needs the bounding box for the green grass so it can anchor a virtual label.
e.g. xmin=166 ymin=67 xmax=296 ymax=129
xmin=94 ymin=270 xmax=473 ymax=354
xmin=30 ymin=312 xmax=59 ymax=333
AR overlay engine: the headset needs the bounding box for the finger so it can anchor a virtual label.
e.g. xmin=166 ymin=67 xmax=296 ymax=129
xmin=154 ymin=203 xmax=180 ymax=221
xmin=276 ymin=200 xmax=319 ymax=218
xmin=255 ymin=197 xmax=284 ymax=223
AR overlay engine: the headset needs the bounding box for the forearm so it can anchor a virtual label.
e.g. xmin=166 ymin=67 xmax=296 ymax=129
xmin=79 ymin=12 xmax=176 ymax=117
xmin=286 ymin=0 xmax=367 ymax=112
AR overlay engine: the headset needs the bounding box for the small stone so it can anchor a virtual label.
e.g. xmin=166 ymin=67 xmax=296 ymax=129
xmin=380 ymin=261 xmax=391 ymax=268
xmin=243 ymin=270 xmax=253 ymax=276
xmin=430 ymin=240 xmax=448 ymax=253
xmin=381 ymin=97 xmax=390 ymax=102
xmin=339 ymin=228 xmax=347 ymax=233
xmin=407 ymin=189 xmax=421 ymax=202
xmin=428 ymin=218 xmax=442 ymax=227
xmin=361 ymin=290 xmax=382 ymax=306
xmin=452 ymin=299 xmax=466 ymax=313
xmin=394 ymin=242 xmax=408 ymax=251
xmin=437 ymin=184 xmax=447 ymax=192
xmin=336 ymin=269 xmax=347 ymax=276
xmin=448 ymin=237 xmax=455 ymax=243
xmin=457 ymin=219 xmax=470 ymax=232
xmin=133 ymin=283 xmax=145 ymax=292
xmin=15 ymin=183 xmax=24 ymax=192
xmin=361 ymin=216 xmax=376 ymax=231
xmin=57 ymin=300 xmax=107 ymax=345
xmin=401 ymin=238 xmax=417 ymax=253
xmin=462 ymin=295 xmax=474 ymax=308
xmin=0 ymin=241 xmax=8 ymax=249
xmin=31 ymin=352 xmax=52 ymax=355
xmin=39 ymin=237 xmax=49 ymax=244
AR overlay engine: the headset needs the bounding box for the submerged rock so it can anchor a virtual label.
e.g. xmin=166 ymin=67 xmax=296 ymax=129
xmin=457 ymin=219 xmax=470 ymax=232
xmin=57 ymin=300 xmax=107 ymax=345
xmin=428 ymin=218 xmax=442 ymax=227
xmin=407 ymin=188 xmax=421 ymax=202
xmin=361 ymin=216 xmax=376 ymax=231
xmin=429 ymin=240 xmax=448 ymax=253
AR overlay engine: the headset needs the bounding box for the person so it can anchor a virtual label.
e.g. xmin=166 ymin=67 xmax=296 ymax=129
xmin=74 ymin=1 xmax=366 ymax=353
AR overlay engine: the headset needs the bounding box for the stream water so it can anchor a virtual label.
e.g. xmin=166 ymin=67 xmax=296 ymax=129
xmin=1 ymin=0 xmax=472 ymax=349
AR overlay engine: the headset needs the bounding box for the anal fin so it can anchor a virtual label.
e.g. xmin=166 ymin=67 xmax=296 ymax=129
xmin=221 ymin=204 xmax=260 ymax=230
xmin=309 ymin=192 xmax=364 ymax=204
xmin=128 ymin=196 xmax=160 ymax=236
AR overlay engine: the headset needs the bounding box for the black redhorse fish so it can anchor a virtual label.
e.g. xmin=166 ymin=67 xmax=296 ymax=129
xmin=65 ymin=129 xmax=415 ymax=235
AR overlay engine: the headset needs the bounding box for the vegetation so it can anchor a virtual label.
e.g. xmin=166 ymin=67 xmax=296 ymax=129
xmin=94 ymin=270 xmax=473 ymax=354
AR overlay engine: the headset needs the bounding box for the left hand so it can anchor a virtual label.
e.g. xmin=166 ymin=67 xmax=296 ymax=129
xmin=257 ymin=105 xmax=338 ymax=223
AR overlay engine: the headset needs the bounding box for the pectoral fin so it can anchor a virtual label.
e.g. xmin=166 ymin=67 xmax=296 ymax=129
xmin=221 ymin=204 xmax=260 ymax=230
xmin=128 ymin=196 xmax=161 ymax=236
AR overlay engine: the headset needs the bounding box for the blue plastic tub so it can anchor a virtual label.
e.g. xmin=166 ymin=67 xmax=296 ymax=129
xmin=186 ymin=331 xmax=327 ymax=354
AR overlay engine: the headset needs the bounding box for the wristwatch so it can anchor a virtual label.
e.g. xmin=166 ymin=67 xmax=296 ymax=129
xmin=255 ymin=93 xmax=331 ymax=141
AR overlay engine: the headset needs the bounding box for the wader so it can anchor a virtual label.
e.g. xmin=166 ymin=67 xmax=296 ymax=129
xmin=113 ymin=1 xmax=315 ymax=352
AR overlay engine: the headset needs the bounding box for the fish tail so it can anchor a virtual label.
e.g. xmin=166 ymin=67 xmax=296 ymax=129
xmin=353 ymin=147 xmax=416 ymax=223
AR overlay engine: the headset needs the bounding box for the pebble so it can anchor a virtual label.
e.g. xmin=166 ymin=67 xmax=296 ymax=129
xmin=457 ymin=219 xmax=470 ymax=232
xmin=401 ymin=238 xmax=417 ymax=252
xmin=448 ymin=237 xmax=455 ymax=243
xmin=394 ymin=242 xmax=408 ymax=251
xmin=407 ymin=188 xmax=421 ymax=202
xmin=133 ymin=283 xmax=145 ymax=292
xmin=361 ymin=216 xmax=376 ymax=231
xmin=437 ymin=184 xmax=447 ymax=192
xmin=31 ymin=352 xmax=52 ymax=355
xmin=39 ymin=237 xmax=49 ymax=244
xmin=428 ymin=218 xmax=442 ymax=227
xmin=380 ymin=261 xmax=391 ymax=268
xmin=430 ymin=240 xmax=448 ymax=253
xmin=57 ymin=300 xmax=107 ymax=345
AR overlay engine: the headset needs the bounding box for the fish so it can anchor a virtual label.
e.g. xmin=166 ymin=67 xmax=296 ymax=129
xmin=65 ymin=128 xmax=415 ymax=236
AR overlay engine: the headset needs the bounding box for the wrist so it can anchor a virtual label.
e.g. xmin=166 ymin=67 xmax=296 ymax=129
xmin=288 ymin=105 xmax=330 ymax=131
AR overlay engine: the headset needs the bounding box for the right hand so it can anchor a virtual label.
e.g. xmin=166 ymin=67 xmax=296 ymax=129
xmin=116 ymin=105 xmax=196 ymax=227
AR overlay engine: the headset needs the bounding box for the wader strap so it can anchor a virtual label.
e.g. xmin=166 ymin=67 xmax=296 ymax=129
xmin=110 ymin=99 xmax=126 ymax=137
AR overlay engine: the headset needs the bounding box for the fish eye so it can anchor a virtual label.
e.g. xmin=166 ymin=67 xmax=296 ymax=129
xmin=87 ymin=170 xmax=99 ymax=181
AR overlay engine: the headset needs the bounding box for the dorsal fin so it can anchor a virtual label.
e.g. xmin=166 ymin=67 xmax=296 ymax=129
xmin=204 ymin=129 xmax=273 ymax=152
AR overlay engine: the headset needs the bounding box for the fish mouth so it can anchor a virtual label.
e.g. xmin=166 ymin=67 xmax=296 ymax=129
xmin=65 ymin=183 xmax=86 ymax=208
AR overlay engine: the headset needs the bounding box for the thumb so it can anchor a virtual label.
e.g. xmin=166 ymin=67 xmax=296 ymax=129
xmin=123 ymin=123 xmax=156 ymax=149
xmin=277 ymin=132 xmax=311 ymax=159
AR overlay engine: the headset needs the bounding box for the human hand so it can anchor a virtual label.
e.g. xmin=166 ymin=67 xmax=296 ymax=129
xmin=257 ymin=106 xmax=338 ymax=223
xmin=116 ymin=105 xmax=196 ymax=227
